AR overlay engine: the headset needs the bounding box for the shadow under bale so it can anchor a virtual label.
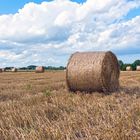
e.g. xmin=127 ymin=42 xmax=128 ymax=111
xmin=120 ymin=86 xmax=140 ymax=96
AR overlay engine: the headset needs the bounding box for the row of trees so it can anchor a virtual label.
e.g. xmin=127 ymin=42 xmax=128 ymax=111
xmin=3 ymin=65 xmax=66 ymax=71
xmin=119 ymin=60 xmax=140 ymax=71
xmin=20 ymin=65 xmax=66 ymax=70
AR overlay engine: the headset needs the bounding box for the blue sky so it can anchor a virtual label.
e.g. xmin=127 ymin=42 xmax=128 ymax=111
xmin=125 ymin=6 xmax=140 ymax=20
xmin=0 ymin=0 xmax=140 ymax=67
xmin=0 ymin=0 xmax=86 ymax=14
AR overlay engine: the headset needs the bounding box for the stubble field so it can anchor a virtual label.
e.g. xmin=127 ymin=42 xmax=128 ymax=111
xmin=0 ymin=71 xmax=140 ymax=140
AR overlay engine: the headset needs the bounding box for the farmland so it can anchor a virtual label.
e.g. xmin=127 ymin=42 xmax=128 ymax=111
xmin=0 ymin=71 xmax=140 ymax=140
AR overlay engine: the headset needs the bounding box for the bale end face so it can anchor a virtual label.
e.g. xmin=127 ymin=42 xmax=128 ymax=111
xmin=101 ymin=51 xmax=120 ymax=92
xmin=66 ymin=51 xmax=120 ymax=93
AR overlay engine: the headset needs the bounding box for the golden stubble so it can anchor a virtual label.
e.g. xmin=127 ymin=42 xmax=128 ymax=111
xmin=0 ymin=71 xmax=140 ymax=140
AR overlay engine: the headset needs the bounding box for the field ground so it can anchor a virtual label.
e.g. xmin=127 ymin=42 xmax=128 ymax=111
xmin=0 ymin=71 xmax=140 ymax=140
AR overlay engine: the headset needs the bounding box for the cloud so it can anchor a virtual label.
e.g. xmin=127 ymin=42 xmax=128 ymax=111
xmin=0 ymin=0 xmax=140 ymax=66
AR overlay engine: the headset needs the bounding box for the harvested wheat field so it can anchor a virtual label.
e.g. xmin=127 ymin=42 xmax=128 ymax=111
xmin=0 ymin=71 xmax=140 ymax=140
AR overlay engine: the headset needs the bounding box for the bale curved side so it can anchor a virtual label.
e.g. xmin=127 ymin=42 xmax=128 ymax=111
xmin=66 ymin=53 xmax=76 ymax=91
xmin=66 ymin=51 xmax=120 ymax=93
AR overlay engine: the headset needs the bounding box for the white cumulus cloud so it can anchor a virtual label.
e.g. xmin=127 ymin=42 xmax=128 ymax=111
xmin=0 ymin=0 xmax=140 ymax=67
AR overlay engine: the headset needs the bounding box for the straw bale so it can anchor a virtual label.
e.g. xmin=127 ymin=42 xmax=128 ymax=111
xmin=136 ymin=66 xmax=140 ymax=71
xmin=66 ymin=51 xmax=120 ymax=92
xmin=12 ymin=68 xmax=17 ymax=72
xmin=2 ymin=68 xmax=6 ymax=72
xmin=35 ymin=66 xmax=45 ymax=73
xmin=126 ymin=66 xmax=132 ymax=71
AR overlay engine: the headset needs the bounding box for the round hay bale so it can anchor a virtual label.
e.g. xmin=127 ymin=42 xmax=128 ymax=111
xmin=35 ymin=66 xmax=45 ymax=73
xmin=126 ymin=66 xmax=132 ymax=71
xmin=2 ymin=68 xmax=6 ymax=72
xmin=136 ymin=66 xmax=140 ymax=71
xmin=66 ymin=51 xmax=120 ymax=93
xmin=11 ymin=68 xmax=17 ymax=72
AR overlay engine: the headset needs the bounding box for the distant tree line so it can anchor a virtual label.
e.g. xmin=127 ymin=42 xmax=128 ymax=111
xmin=3 ymin=65 xmax=66 ymax=71
xmin=18 ymin=65 xmax=66 ymax=71
xmin=118 ymin=60 xmax=140 ymax=71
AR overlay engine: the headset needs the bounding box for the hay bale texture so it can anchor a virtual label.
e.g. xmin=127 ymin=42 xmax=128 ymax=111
xmin=12 ymin=68 xmax=17 ymax=72
xmin=126 ymin=66 xmax=132 ymax=71
xmin=2 ymin=68 xmax=6 ymax=72
xmin=35 ymin=66 xmax=45 ymax=73
xmin=136 ymin=66 xmax=140 ymax=71
xmin=66 ymin=51 xmax=120 ymax=92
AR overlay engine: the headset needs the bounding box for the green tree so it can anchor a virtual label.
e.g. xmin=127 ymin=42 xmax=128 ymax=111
xmin=118 ymin=60 xmax=124 ymax=70
xmin=131 ymin=60 xmax=140 ymax=70
xmin=122 ymin=64 xmax=127 ymax=71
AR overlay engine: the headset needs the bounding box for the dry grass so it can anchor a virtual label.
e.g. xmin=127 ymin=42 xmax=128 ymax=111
xmin=0 ymin=71 xmax=140 ymax=140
